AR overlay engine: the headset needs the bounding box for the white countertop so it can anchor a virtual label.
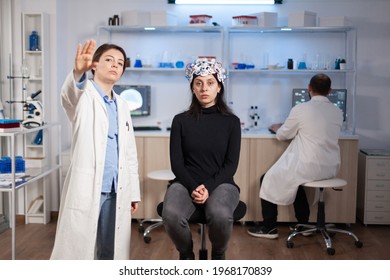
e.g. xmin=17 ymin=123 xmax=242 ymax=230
xmin=134 ymin=128 xmax=359 ymax=140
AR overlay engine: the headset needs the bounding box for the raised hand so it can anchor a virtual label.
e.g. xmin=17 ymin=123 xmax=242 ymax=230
xmin=73 ymin=39 xmax=96 ymax=81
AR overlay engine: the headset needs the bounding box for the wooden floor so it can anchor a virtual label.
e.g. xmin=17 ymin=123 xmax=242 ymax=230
xmin=0 ymin=219 xmax=389 ymax=260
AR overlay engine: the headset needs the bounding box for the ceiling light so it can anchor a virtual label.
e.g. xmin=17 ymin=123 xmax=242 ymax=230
xmin=169 ymin=0 xmax=282 ymax=4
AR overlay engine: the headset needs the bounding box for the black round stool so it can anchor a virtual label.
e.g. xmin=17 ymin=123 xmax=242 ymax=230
xmin=157 ymin=200 xmax=246 ymax=260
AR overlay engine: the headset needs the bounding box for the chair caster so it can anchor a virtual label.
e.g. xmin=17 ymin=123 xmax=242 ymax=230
xmin=355 ymin=240 xmax=363 ymax=248
xmin=327 ymin=248 xmax=335 ymax=255
xmin=286 ymin=241 xmax=294 ymax=248
xmin=144 ymin=236 xmax=151 ymax=244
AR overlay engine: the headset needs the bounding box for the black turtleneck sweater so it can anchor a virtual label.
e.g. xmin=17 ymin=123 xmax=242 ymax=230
xmin=169 ymin=105 xmax=241 ymax=195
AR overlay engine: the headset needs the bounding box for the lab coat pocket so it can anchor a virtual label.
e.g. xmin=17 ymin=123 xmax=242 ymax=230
xmin=65 ymin=166 xmax=95 ymax=211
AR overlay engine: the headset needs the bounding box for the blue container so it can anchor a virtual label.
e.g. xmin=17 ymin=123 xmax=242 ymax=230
xmin=29 ymin=31 xmax=39 ymax=51
xmin=15 ymin=156 xmax=26 ymax=173
xmin=175 ymin=61 xmax=184 ymax=68
xmin=0 ymin=156 xmax=26 ymax=173
xmin=134 ymin=59 xmax=142 ymax=68
xmin=298 ymin=61 xmax=307 ymax=70
xmin=0 ymin=157 xmax=11 ymax=173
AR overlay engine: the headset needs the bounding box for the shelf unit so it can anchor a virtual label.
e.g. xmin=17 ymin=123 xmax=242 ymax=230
xmin=96 ymin=25 xmax=358 ymax=131
xmin=97 ymin=25 xmax=225 ymax=70
xmin=226 ymin=26 xmax=357 ymax=133
xmin=0 ymin=123 xmax=61 ymax=260
xmin=97 ymin=25 xmax=357 ymax=134
xmin=21 ymin=12 xmax=50 ymax=164
xmin=97 ymin=25 xmax=225 ymax=127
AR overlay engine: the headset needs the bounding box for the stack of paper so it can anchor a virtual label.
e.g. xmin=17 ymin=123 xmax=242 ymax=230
xmin=28 ymin=195 xmax=44 ymax=214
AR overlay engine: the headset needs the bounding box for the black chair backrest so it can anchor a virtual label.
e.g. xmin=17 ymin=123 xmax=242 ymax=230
xmin=157 ymin=200 xmax=246 ymax=224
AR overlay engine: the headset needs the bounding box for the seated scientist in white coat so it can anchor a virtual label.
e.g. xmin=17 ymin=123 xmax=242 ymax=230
xmin=247 ymin=73 xmax=343 ymax=239
xmin=50 ymin=40 xmax=140 ymax=260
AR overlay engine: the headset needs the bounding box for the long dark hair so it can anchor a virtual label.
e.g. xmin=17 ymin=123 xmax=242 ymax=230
xmin=91 ymin=43 xmax=127 ymax=76
xmin=187 ymin=73 xmax=232 ymax=118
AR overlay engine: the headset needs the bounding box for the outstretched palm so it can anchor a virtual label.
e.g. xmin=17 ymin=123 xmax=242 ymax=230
xmin=74 ymin=40 xmax=97 ymax=74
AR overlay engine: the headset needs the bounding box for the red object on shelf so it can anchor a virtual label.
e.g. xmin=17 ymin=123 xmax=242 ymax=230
xmin=198 ymin=56 xmax=216 ymax=61
xmin=232 ymin=15 xmax=258 ymax=26
xmin=189 ymin=14 xmax=212 ymax=25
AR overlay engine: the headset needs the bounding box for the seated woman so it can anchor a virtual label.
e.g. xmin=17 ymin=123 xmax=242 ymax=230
xmin=162 ymin=58 xmax=241 ymax=260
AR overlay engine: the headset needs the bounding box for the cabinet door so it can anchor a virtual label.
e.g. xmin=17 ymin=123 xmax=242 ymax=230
xmin=233 ymin=139 xmax=250 ymax=221
xmin=248 ymin=138 xmax=291 ymax=222
xmin=247 ymin=138 xmax=358 ymax=224
xmin=142 ymin=137 xmax=171 ymax=219
xmin=307 ymin=139 xmax=358 ymax=223
xmin=132 ymin=137 xmax=144 ymax=219
xmin=327 ymin=139 xmax=358 ymax=223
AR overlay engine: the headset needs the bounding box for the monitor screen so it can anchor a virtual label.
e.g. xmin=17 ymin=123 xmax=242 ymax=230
xmin=114 ymin=85 xmax=151 ymax=117
xmin=292 ymin=88 xmax=347 ymax=121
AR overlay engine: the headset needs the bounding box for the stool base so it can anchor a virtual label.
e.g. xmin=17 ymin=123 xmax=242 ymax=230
xmin=138 ymin=219 xmax=164 ymax=244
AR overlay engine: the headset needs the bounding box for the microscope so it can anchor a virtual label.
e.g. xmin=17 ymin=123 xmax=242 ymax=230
xmin=7 ymin=90 xmax=44 ymax=128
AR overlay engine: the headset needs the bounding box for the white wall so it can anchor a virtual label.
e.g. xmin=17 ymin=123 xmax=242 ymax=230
xmin=52 ymin=0 xmax=390 ymax=151
xmin=2 ymin=0 xmax=390 ymax=211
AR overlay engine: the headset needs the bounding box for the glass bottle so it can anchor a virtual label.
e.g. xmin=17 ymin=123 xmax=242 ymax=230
xmin=113 ymin=15 xmax=120 ymax=26
xmin=287 ymin=58 xmax=293 ymax=69
xmin=29 ymin=31 xmax=39 ymax=51
xmin=335 ymin=58 xmax=341 ymax=70
xmin=125 ymin=57 xmax=131 ymax=68
xmin=134 ymin=54 xmax=142 ymax=68
xmin=21 ymin=59 xmax=30 ymax=78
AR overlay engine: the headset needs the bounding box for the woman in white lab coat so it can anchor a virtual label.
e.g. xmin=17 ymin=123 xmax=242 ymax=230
xmin=50 ymin=40 xmax=140 ymax=259
xmin=248 ymin=74 xmax=343 ymax=239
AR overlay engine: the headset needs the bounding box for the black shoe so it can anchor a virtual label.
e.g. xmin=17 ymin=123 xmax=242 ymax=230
xmin=247 ymin=226 xmax=279 ymax=239
xmin=179 ymin=252 xmax=195 ymax=260
xmin=289 ymin=224 xmax=313 ymax=237
xmin=212 ymin=252 xmax=225 ymax=260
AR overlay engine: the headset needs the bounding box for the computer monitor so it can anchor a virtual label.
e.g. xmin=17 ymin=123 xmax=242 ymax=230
xmin=114 ymin=85 xmax=151 ymax=117
xmin=292 ymin=88 xmax=347 ymax=121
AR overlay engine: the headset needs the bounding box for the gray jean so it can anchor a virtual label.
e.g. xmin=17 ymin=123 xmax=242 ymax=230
xmin=162 ymin=182 xmax=239 ymax=255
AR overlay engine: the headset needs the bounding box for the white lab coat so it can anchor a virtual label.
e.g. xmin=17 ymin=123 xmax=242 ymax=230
xmin=50 ymin=71 xmax=140 ymax=260
xmin=260 ymin=96 xmax=343 ymax=205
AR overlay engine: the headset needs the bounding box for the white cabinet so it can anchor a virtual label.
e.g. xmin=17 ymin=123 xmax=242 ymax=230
xmin=0 ymin=123 xmax=61 ymax=259
xmin=21 ymin=12 xmax=50 ymax=163
xmin=357 ymin=151 xmax=390 ymax=225
xmin=226 ymin=26 xmax=357 ymax=133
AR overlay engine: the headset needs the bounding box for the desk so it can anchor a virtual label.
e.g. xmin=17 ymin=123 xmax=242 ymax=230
xmin=135 ymin=133 xmax=359 ymax=224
